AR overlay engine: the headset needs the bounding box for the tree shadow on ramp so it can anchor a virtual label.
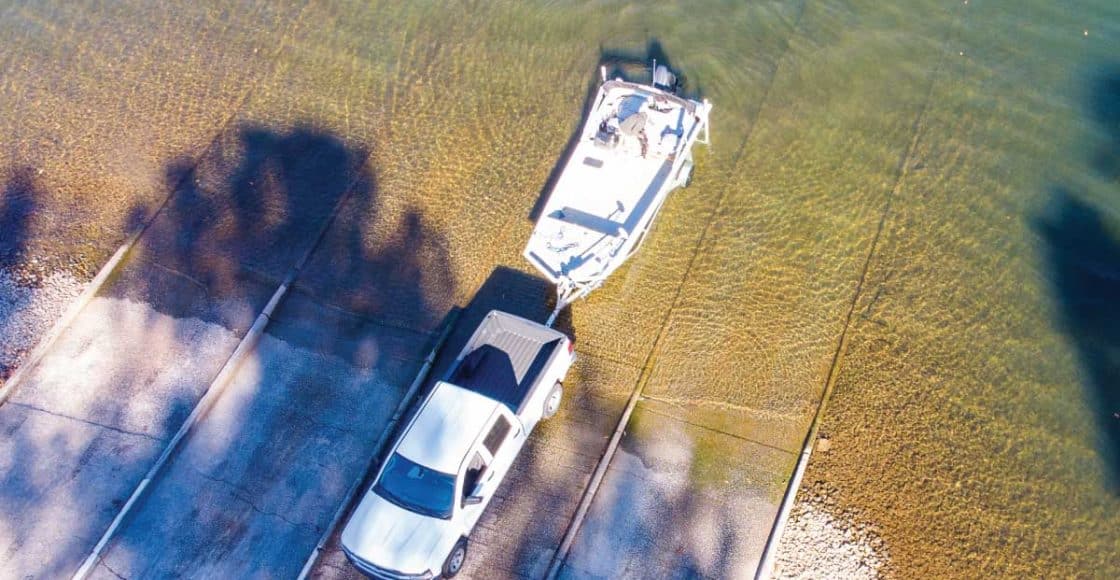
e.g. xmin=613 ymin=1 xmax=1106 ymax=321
xmin=0 ymin=122 xmax=459 ymax=579
xmin=87 ymin=124 xmax=461 ymax=579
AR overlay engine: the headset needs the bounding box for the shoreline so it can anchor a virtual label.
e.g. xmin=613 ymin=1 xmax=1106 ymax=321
xmin=0 ymin=264 xmax=85 ymax=383
xmin=773 ymin=485 xmax=890 ymax=579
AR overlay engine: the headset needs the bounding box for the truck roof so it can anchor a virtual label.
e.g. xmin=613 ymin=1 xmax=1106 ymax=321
xmin=396 ymin=381 xmax=499 ymax=475
xmin=447 ymin=311 xmax=566 ymax=414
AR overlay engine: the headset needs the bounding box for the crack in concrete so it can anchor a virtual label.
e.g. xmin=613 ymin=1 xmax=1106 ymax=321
xmin=191 ymin=466 xmax=317 ymax=532
xmin=143 ymin=260 xmax=210 ymax=293
xmin=229 ymin=487 xmax=317 ymax=531
xmin=296 ymin=414 xmax=357 ymax=437
xmin=99 ymin=559 xmax=129 ymax=580
xmin=7 ymin=401 xmax=162 ymax=442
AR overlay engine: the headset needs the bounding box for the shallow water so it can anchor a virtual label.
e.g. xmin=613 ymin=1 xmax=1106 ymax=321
xmin=1 ymin=0 xmax=1119 ymax=576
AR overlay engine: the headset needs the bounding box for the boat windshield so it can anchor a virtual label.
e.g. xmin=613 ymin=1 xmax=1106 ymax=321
xmin=373 ymin=453 xmax=456 ymax=519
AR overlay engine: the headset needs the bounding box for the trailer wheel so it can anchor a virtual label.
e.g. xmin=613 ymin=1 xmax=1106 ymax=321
xmin=442 ymin=538 xmax=468 ymax=578
xmin=543 ymin=381 xmax=563 ymax=419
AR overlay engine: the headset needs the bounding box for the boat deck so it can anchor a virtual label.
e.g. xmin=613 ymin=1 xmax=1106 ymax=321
xmin=526 ymin=83 xmax=702 ymax=286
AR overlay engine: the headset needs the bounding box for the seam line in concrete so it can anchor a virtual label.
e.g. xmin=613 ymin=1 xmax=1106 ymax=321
xmin=131 ymin=254 xmax=287 ymax=305
xmin=142 ymin=259 xmax=213 ymax=292
xmin=640 ymin=392 xmax=806 ymax=419
xmin=752 ymin=5 xmax=966 ymax=577
xmin=71 ymin=148 xmax=368 ymax=580
xmin=565 ymin=348 xmax=644 ymax=371
xmin=132 ymin=254 xmax=436 ymax=345
xmin=637 ymin=402 xmax=800 ymax=456
xmin=296 ymin=309 xmax=459 ymax=580
xmin=7 ymin=402 xmax=163 ymax=442
xmin=283 ymin=283 xmax=439 ymax=338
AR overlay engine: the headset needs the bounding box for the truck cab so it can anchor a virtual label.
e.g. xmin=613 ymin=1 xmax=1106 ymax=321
xmin=342 ymin=311 xmax=574 ymax=579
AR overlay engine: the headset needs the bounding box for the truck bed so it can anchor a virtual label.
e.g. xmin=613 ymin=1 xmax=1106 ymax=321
xmin=446 ymin=311 xmax=565 ymax=414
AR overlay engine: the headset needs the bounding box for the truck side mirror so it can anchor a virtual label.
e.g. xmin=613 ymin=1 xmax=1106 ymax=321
xmin=463 ymin=481 xmax=485 ymax=506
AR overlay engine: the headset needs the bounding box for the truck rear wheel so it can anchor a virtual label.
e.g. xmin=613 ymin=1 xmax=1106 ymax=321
xmin=442 ymin=538 xmax=468 ymax=578
xmin=543 ymin=382 xmax=563 ymax=419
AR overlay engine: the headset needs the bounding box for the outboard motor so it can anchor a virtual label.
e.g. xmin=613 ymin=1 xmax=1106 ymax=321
xmin=652 ymin=64 xmax=678 ymax=93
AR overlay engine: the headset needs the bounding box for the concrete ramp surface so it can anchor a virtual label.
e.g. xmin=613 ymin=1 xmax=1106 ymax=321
xmin=89 ymin=293 xmax=426 ymax=578
xmin=0 ymin=127 xmax=370 ymax=577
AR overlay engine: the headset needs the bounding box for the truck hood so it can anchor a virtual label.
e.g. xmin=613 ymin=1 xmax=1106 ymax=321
xmin=340 ymin=490 xmax=455 ymax=574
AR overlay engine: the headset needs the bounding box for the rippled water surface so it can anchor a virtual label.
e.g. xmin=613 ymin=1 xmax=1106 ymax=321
xmin=1 ymin=0 xmax=1118 ymax=576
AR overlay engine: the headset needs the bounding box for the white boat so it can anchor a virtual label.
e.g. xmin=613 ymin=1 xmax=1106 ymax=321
xmin=523 ymin=64 xmax=712 ymax=324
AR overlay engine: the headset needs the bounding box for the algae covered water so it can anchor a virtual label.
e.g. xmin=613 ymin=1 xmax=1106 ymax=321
xmin=1 ymin=0 xmax=1118 ymax=576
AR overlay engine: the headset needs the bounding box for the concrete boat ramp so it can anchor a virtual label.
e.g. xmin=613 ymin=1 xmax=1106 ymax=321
xmin=0 ymin=131 xmax=441 ymax=578
xmin=0 ymin=131 xmax=802 ymax=580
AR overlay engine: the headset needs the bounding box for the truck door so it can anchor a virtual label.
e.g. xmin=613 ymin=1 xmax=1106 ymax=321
xmin=481 ymin=408 xmax=528 ymax=497
xmin=460 ymin=408 xmax=526 ymax=531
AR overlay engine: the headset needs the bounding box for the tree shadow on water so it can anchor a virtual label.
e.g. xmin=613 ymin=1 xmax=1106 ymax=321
xmin=0 ymin=168 xmax=38 ymax=269
xmin=0 ymin=168 xmax=40 ymax=380
xmin=1088 ymin=65 xmax=1120 ymax=180
xmin=1036 ymin=65 xmax=1120 ymax=494
xmin=1038 ymin=190 xmax=1120 ymax=493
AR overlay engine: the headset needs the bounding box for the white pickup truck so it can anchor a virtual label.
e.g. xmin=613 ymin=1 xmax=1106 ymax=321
xmin=341 ymin=310 xmax=575 ymax=579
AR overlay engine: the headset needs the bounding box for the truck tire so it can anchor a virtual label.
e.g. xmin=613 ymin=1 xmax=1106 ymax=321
xmin=442 ymin=538 xmax=468 ymax=578
xmin=543 ymin=381 xmax=563 ymax=419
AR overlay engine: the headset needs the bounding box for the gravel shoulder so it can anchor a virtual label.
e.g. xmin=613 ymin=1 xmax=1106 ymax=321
xmin=774 ymin=492 xmax=890 ymax=580
xmin=0 ymin=266 xmax=85 ymax=382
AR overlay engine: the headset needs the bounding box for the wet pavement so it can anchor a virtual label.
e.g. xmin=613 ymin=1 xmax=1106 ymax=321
xmin=559 ymin=400 xmax=796 ymax=580
xmin=0 ymin=272 xmax=260 ymax=577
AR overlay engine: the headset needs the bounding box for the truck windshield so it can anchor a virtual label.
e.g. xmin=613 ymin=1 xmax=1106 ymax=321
xmin=373 ymin=453 xmax=456 ymax=519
